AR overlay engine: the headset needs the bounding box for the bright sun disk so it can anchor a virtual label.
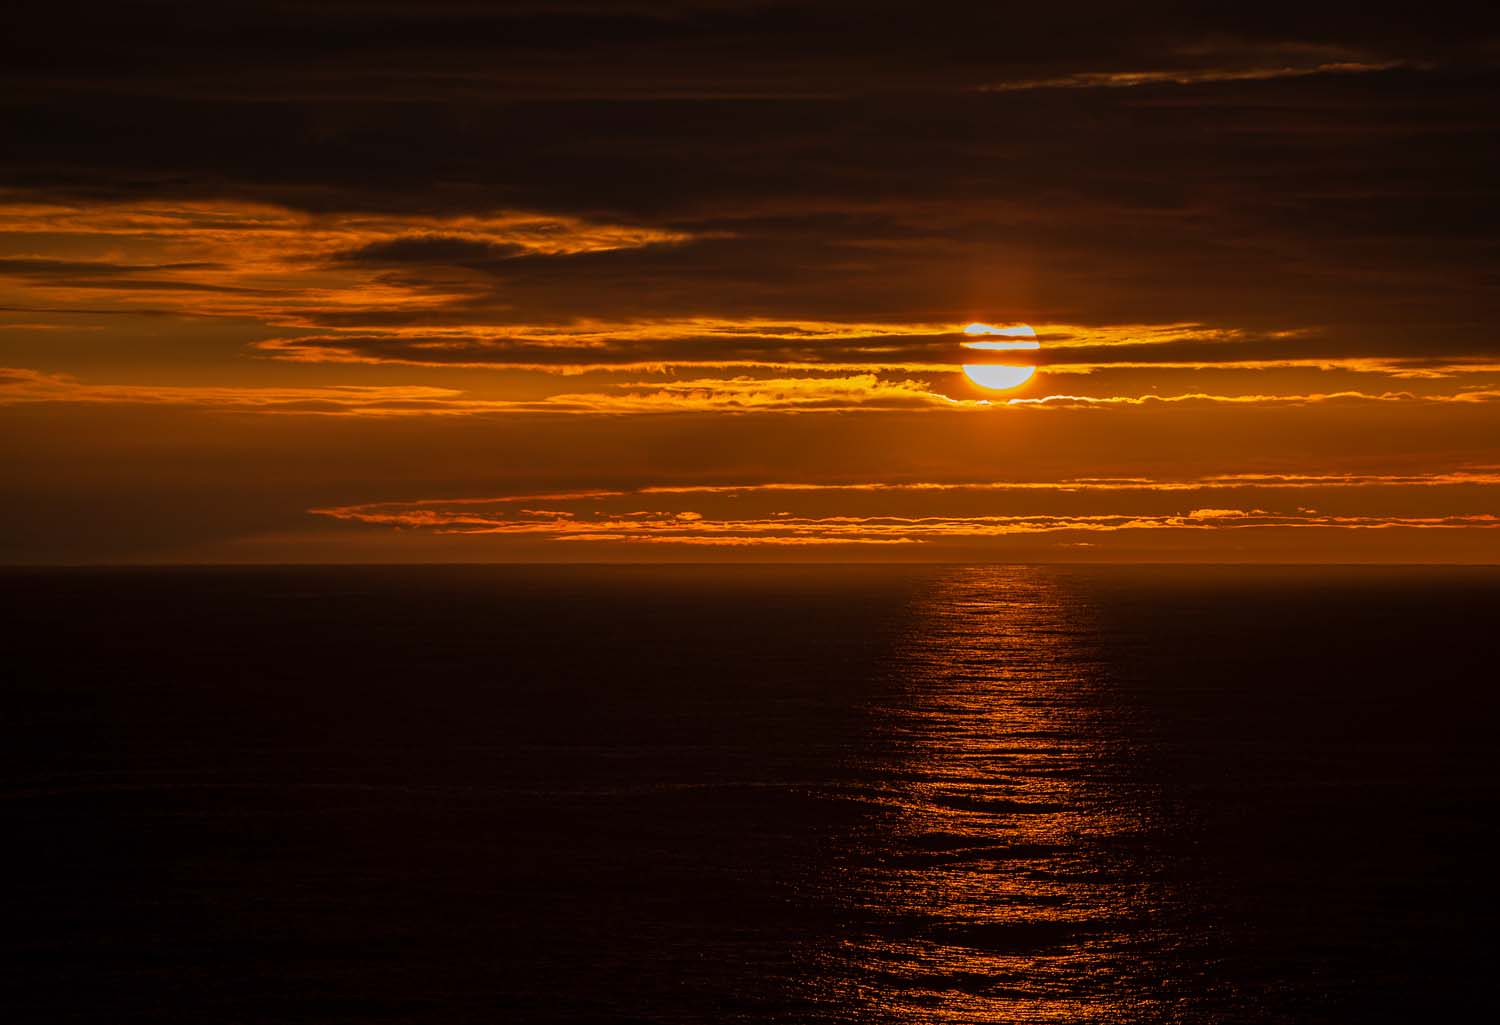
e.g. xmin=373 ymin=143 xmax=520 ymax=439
xmin=963 ymin=364 xmax=1036 ymax=390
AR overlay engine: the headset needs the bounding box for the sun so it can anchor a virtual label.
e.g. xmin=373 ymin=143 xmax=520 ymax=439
xmin=961 ymin=322 xmax=1038 ymax=391
xmin=963 ymin=364 xmax=1036 ymax=390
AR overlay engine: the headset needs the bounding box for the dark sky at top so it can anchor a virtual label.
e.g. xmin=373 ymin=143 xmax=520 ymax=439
xmin=7 ymin=3 xmax=1499 ymax=342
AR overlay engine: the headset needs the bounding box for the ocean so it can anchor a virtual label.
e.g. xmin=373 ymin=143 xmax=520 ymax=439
xmin=3 ymin=565 xmax=1497 ymax=1023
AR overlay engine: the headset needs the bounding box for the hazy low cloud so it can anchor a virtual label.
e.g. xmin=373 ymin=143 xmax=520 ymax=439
xmin=315 ymin=469 xmax=1500 ymax=548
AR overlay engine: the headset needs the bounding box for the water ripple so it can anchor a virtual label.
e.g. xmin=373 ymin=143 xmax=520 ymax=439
xmin=817 ymin=566 xmax=1170 ymax=1022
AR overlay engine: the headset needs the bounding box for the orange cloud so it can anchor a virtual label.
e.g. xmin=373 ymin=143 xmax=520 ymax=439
xmin=634 ymin=472 xmax=1500 ymax=494
xmin=983 ymin=61 xmax=1407 ymax=91
xmin=312 ymin=505 xmax=1500 ymax=546
xmin=0 ymin=367 xmax=520 ymax=415
xmin=0 ymin=198 xmax=691 ymax=324
xmin=311 ymin=471 xmax=1500 ymax=548
xmin=9 ymin=364 xmax=1500 ymax=417
xmin=1002 ymin=390 xmax=1500 ymax=408
xmin=0 ymin=199 xmax=687 ymax=258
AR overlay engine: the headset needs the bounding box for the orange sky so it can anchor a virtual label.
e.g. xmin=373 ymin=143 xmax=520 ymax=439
xmin=3 ymin=5 xmax=1498 ymax=562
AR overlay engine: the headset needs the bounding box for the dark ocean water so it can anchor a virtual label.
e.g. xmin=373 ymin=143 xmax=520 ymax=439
xmin=3 ymin=565 xmax=1497 ymax=1023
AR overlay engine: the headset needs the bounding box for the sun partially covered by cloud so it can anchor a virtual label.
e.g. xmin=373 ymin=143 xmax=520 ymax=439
xmin=9 ymin=361 xmax=1500 ymax=418
xmin=5 ymin=190 xmax=1500 ymax=411
xmin=962 ymin=323 xmax=1038 ymax=390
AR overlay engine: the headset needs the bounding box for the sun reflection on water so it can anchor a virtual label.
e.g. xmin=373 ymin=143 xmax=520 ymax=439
xmin=816 ymin=566 xmax=1169 ymax=1022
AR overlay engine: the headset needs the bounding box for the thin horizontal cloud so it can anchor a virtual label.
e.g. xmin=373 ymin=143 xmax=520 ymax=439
xmin=0 ymin=367 xmax=524 ymax=416
xmin=983 ymin=61 xmax=1407 ymax=92
xmin=0 ymin=367 xmax=966 ymax=415
xmin=313 ymin=504 xmax=1500 ymax=547
xmin=253 ymin=319 xmax=968 ymax=373
xmin=1040 ymin=358 xmax=1500 ymax=379
xmin=254 ymin=322 xmax=1500 ymax=384
xmin=545 ymin=375 xmax=965 ymax=412
xmin=316 ymin=470 xmax=1500 ymax=514
xmin=0 ymin=200 xmax=687 ymax=256
xmin=257 ymin=322 xmax=1284 ymax=369
xmin=1004 ymin=390 xmax=1500 ymax=408
xmin=7 ymin=366 xmax=1499 ymax=416
xmin=635 ymin=472 xmax=1500 ymax=495
xmin=312 ymin=470 xmax=1500 ymax=548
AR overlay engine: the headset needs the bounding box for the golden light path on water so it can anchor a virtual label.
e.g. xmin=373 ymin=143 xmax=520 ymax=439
xmin=813 ymin=567 xmax=1176 ymax=1021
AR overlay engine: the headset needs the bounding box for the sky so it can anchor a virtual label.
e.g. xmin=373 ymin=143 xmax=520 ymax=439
xmin=3 ymin=2 xmax=1499 ymax=562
